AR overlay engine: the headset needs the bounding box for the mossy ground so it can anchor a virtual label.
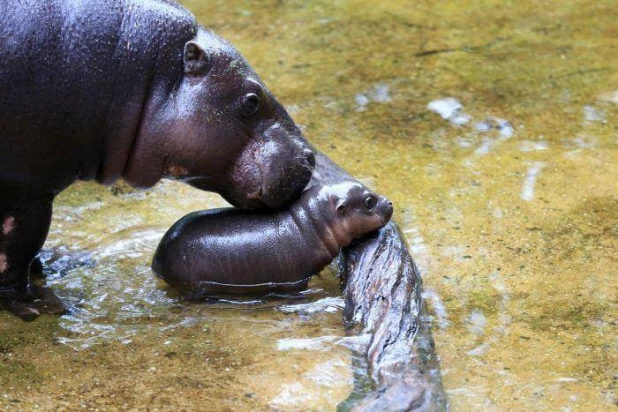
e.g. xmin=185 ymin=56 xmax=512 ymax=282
xmin=1 ymin=0 xmax=616 ymax=410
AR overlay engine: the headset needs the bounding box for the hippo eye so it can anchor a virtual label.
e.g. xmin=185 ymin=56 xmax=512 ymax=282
xmin=364 ymin=195 xmax=377 ymax=210
xmin=241 ymin=93 xmax=260 ymax=117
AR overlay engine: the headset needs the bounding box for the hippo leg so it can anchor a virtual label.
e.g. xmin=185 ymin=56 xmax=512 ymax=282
xmin=0 ymin=193 xmax=66 ymax=321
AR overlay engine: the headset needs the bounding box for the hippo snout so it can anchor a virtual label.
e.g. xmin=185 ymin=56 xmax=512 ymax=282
xmin=382 ymin=199 xmax=394 ymax=223
xmin=260 ymin=146 xmax=315 ymax=209
xmin=222 ymin=139 xmax=314 ymax=210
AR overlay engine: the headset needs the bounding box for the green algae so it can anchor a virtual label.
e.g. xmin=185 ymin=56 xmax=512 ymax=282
xmin=1 ymin=0 xmax=617 ymax=410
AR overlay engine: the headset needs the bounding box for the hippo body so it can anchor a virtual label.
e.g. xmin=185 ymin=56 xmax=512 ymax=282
xmin=0 ymin=0 xmax=314 ymax=319
xmin=1 ymin=0 xmax=190 ymax=192
xmin=152 ymin=182 xmax=393 ymax=298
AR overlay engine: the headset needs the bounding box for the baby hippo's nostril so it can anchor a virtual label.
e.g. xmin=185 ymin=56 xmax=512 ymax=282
xmin=303 ymin=149 xmax=316 ymax=168
xmin=384 ymin=200 xmax=394 ymax=222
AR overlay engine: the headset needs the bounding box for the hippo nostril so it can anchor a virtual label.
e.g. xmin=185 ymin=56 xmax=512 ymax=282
xmin=303 ymin=149 xmax=316 ymax=168
xmin=383 ymin=200 xmax=394 ymax=223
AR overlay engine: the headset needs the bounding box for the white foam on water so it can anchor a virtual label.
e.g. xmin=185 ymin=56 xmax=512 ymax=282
xmin=467 ymin=272 xmax=512 ymax=357
xmin=276 ymin=334 xmax=370 ymax=352
xmin=422 ymin=288 xmax=450 ymax=329
xmin=474 ymin=137 xmax=496 ymax=156
xmin=519 ymin=140 xmax=549 ymax=152
xmin=356 ymin=83 xmax=392 ymax=110
xmin=520 ymin=162 xmax=546 ymax=201
xmin=401 ymin=212 xmax=432 ymax=276
xmin=278 ymin=297 xmax=345 ymax=315
xmin=583 ymin=105 xmax=606 ymax=123
xmin=427 ymin=97 xmax=472 ymax=126
xmin=465 ymin=309 xmax=487 ymax=336
xmin=598 ymin=89 xmax=618 ymax=104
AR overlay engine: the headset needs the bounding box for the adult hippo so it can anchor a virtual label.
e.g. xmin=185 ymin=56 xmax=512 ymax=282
xmin=0 ymin=0 xmax=315 ymax=320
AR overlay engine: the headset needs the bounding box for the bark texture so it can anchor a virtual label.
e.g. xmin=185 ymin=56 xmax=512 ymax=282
xmin=310 ymin=151 xmax=448 ymax=411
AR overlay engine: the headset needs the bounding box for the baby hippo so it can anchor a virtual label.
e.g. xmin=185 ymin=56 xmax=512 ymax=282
xmin=152 ymin=182 xmax=393 ymax=298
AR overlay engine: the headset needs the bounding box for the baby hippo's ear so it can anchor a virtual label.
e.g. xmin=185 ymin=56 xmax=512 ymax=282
xmin=184 ymin=41 xmax=211 ymax=76
xmin=336 ymin=200 xmax=347 ymax=215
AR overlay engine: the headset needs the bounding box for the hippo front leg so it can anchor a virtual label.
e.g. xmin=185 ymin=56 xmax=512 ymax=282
xmin=0 ymin=193 xmax=65 ymax=321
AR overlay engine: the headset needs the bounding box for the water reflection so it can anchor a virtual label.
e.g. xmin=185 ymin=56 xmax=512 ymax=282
xmin=428 ymin=98 xmax=472 ymax=126
xmin=277 ymin=334 xmax=369 ymax=352
xmin=42 ymin=209 xmax=347 ymax=359
xmin=270 ymin=357 xmax=353 ymax=409
xmin=356 ymin=83 xmax=392 ymax=111
xmin=520 ymin=161 xmax=546 ymax=201
xmin=422 ymin=289 xmax=450 ymax=330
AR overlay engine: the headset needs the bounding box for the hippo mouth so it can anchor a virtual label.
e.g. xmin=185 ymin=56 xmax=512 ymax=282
xmin=257 ymin=161 xmax=314 ymax=209
xmin=221 ymin=141 xmax=314 ymax=210
xmin=223 ymin=173 xmax=306 ymax=210
xmin=184 ymin=173 xmax=269 ymax=210
xmin=184 ymin=136 xmax=314 ymax=210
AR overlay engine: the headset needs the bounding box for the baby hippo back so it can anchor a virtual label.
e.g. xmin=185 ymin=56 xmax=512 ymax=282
xmin=152 ymin=206 xmax=329 ymax=296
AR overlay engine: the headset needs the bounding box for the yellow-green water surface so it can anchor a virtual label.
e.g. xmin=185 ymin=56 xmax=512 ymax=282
xmin=1 ymin=0 xmax=617 ymax=410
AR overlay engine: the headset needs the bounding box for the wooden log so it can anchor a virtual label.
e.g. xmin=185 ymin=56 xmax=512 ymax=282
xmin=310 ymin=151 xmax=448 ymax=411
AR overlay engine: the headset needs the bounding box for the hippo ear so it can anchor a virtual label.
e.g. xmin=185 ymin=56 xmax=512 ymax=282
xmin=336 ymin=201 xmax=347 ymax=215
xmin=184 ymin=41 xmax=210 ymax=76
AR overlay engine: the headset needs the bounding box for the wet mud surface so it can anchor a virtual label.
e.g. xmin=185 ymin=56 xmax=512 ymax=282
xmin=1 ymin=0 xmax=617 ymax=410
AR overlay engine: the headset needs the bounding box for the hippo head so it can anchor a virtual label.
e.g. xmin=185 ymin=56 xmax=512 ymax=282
xmin=128 ymin=27 xmax=314 ymax=209
xmin=304 ymin=182 xmax=394 ymax=247
xmin=326 ymin=182 xmax=393 ymax=239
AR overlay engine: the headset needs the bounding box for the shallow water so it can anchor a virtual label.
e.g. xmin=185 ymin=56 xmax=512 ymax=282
xmin=1 ymin=0 xmax=617 ymax=410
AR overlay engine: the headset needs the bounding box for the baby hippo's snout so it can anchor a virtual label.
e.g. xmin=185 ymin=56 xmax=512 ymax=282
xmin=379 ymin=196 xmax=394 ymax=224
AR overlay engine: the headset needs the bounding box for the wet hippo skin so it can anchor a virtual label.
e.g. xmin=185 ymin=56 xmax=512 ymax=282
xmin=152 ymin=182 xmax=393 ymax=298
xmin=0 ymin=0 xmax=315 ymax=320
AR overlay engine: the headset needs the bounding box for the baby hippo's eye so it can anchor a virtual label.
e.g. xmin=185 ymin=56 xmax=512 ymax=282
xmin=364 ymin=195 xmax=377 ymax=209
xmin=241 ymin=93 xmax=260 ymax=117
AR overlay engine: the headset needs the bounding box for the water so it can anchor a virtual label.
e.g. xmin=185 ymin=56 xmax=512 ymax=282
xmin=1 ymin=0 xmax=617 ymax=410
